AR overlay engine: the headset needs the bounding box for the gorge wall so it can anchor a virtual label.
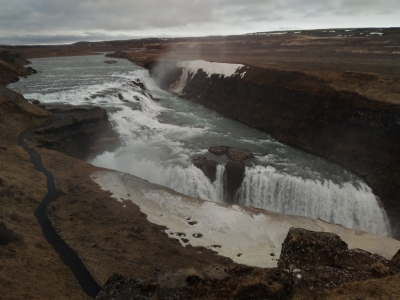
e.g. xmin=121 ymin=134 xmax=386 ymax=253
xmin=147 ymin=61 xmax=400 ymax=234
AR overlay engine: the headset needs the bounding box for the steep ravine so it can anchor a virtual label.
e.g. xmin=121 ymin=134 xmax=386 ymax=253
xmin=147 ymin=61 xmax=400 ymax=237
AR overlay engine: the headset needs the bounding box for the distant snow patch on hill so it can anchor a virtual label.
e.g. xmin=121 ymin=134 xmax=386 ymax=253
xmin=177 ymin=60 xmax=244 ymax=78
xmin=370 ymin=32 xmax=384 ymax=36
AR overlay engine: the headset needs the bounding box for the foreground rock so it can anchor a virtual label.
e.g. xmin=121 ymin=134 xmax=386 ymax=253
xmin=192 ymin=146 xmax=253 ymax=200
xmin=278 ymin=228 xmax=398 ymax=293
xmin=192 ymin=156 xmax=218 ymax=182
xmin=31 ymin=104 xmax=120 ymax=160
xmin=96 ymin=228 xmax=400 ymax=299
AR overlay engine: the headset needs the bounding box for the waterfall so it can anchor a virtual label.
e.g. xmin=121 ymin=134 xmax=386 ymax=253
xmin=237 ymin=165 xmax=391 ymax=236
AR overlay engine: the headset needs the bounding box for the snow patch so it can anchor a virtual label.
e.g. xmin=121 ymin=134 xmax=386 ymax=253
xmin=171 ymin=60 xmax=245 ymax=94
xmin=177 ymin=60 xmax=244 ymax=78
xmin=370 ymin=32 xmax=384 ymax=36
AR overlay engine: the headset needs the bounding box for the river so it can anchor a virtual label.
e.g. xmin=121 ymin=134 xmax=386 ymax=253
xmin=9 ymin=54 xmax=391 ymax=237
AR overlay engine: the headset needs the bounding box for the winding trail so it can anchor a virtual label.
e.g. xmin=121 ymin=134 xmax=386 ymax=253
xmin=18 ymin=130 xmax=100 ymax=299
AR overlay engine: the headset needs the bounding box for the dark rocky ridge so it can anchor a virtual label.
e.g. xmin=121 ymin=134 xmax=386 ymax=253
xmin=96 ymin=228 xmax=400 ymax=299
xmin=148 ymin=61 xmax=400 ymax=237
xmin=31 ymin=104 xmax=120 ymax=160
xmin=192 ymin=156 xmax=218 ymax=182
xmin=0 ymin=50 xmax=37 ymax=86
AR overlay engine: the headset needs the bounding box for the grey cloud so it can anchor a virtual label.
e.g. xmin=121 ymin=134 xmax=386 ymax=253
xmin=0 ymin=32 xmax=142 ymax=45
xmin=0 ymin=0 xmax=398 ymax=45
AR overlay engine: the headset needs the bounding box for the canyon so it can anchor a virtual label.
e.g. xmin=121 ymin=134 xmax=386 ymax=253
xmin=1 ymin=28 xmax=400 ymax=299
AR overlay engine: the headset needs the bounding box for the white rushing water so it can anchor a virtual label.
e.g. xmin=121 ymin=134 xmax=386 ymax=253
xmin=8 ymin=55 xmax=392 ymax=237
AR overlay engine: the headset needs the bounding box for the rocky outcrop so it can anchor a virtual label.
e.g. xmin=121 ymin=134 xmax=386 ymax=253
xmin=192 ymin=156 xmax=218 ymax=182
xmin=95 ymin=228 xmax=400 ymax=299
xmin=192 ymin=146 xmax=253 ymax=200
xmin=31 ymin=104 xmax=120 ymax=160
xmin=208 ymin=146 xmax=253 ymax=161
xmin=277 ymin=228 xmax=397 ymax=292
xmin=149 ymin=61 xmax=400 ymax=237
xmin=0 ymin=50 xmax=37 ymax=86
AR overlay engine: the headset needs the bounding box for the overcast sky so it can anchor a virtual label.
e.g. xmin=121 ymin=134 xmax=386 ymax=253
xmin=0 ymin=0 xmax=398 ymax=45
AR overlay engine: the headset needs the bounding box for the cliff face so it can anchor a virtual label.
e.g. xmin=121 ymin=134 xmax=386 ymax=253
xmin=148 ymin=61 xmax=400 ymax=233
xmin=0 ymin=50 xmax=37 ymax=86
xmin=31 ymin=104 xmax=120 ymax=160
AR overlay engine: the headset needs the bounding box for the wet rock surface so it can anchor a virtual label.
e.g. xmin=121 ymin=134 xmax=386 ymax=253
xmin=192 ymin=156 xmax=217 ymax=182
xmin=225 ymin=161 xmax=246 ymax=198
xmin=96 ymin=228 xmax=400 ymax=299
xmin=192 ymin=146 xmax=253 ymax=199
xmin=209 ymin=146 xmax=253 ymax=161
xmin=31 ymin=104 xmax=120 ymax=160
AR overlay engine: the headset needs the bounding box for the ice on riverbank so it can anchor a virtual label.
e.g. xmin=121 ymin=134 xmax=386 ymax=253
xmin=91 ymin=170 xmax=400 ymax=268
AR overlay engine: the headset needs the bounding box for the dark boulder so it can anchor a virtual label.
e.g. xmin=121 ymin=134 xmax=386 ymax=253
xmin=278 ymin=228 xmax=396 ymax=292
xmin=209 ymin=146 xmax=253 ymax=162
xmin=208 ymin=146 xmax=253 ymax=199
xmin=278 ymin=227 xmax=348 ymax=270
xmin=208 ymin=145 xmax=253 ymax=161
xmin=208 ymin=145 xmax=229 ymax=156
xmin=225 ymin=161 xmax=246 ymax=199
xmin=192 ymin=156 xmax=217 ymax=182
